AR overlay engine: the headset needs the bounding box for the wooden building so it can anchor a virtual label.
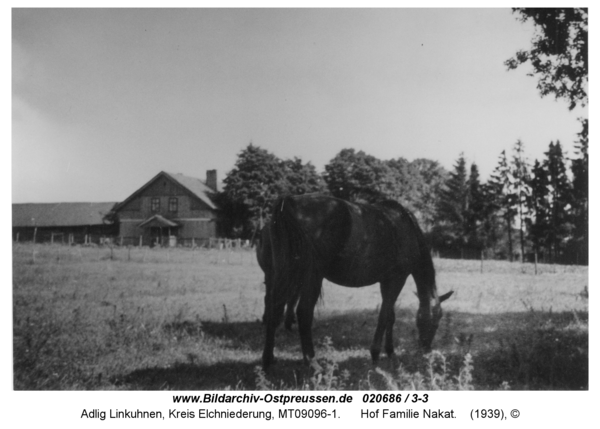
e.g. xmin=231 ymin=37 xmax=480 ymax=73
xmin=12 ymin=202 xmax=119 ymax=244
xmin=113 ymin=170 xmax=219 ymax=247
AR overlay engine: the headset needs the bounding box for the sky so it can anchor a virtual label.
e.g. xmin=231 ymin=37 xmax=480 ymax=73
xmin=11 ymin=7 xmax=588 ymax=203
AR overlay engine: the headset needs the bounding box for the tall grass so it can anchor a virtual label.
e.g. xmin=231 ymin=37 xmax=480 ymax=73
xmin=13 ymin=243 xmax=588 ymax=390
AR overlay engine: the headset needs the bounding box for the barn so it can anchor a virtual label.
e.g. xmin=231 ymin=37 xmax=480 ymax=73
xmin=12 ymin=202 xmax=119 ymax=244
xmin=113 ymin=170 xmax=219 ymax=247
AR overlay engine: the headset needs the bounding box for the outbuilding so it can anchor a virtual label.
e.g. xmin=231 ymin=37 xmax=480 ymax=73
xmin=12 ymin=202 xmax=119 ymax=244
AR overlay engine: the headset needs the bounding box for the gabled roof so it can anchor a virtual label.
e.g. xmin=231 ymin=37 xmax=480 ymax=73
xmin=12 ymin=202 xmax=118 ymax=227
xmin=113 ymin=171 xmax=218 ymax=212
xmin=164 ymin=172 xmax=218 ymax=210
xmin=138 ymin=214 xmax=179 ymax=228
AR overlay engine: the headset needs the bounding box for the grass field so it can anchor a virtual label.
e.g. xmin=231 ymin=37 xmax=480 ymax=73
xmin=13 ymin=243 xmax=588 ymax=390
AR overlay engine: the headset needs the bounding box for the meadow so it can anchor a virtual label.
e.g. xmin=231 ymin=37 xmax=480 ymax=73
xmin=13 ymin=243 xmax=588 ymax=390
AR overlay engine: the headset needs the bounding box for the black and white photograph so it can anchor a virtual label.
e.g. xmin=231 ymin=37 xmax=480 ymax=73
xmin=10 ymin=4 xmax=590 ymax=411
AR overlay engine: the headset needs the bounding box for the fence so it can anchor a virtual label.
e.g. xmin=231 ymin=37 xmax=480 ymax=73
xmin=13 ymin=241 xmax=258 ymax=267
xmin=13 ymin=232 xmax=252 ymax=250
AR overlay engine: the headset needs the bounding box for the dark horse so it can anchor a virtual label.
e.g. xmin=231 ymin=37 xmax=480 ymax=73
xmin=257 ymin=194 xmax=453 ymax=369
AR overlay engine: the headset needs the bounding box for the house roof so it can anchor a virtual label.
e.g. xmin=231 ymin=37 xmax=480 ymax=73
xmin=164 ymin=172 xmax=218 ymax=210
xmin=12 ymin=202 xmax=118 ymax=228
xmin=113 ymin=171 xmax=218 ymax=212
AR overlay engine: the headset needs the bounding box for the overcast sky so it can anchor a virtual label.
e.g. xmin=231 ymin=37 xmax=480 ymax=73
xmin=12 ymin=8 xmax=587 ymax=203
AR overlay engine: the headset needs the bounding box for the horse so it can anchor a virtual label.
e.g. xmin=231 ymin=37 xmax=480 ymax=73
xmin=259 ymin=194 xmax=453 ymax=369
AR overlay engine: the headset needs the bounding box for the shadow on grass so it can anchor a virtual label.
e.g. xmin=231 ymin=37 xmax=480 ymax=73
xmin=118 ymin=307 xmax=588 ymax=390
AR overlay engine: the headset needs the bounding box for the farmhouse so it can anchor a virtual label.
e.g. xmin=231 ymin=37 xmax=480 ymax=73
xmin=113 ymin=170 xmax=219 ymax=247
xmin=12 ymin=202 xmax=119 ymax=244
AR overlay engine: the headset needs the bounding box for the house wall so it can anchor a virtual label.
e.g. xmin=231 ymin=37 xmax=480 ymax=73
xmin=116 ymin=174 xmax=217 ymax=245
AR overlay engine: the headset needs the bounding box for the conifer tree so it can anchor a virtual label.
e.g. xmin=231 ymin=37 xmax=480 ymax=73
xmin=544 ymin=141 xmax=573 ymax=260
xmin=435 ymin=154 xmax=469 ymax=255
xmin=527 ymin=159 xmax=550 ymax=259
xmin=487 ymin=150 xmax=517 ymax=260
xmin=466 ymin=163 xmax=485 ymax=251
xmin=570 ymin=119 xmax=588 ymax=263
xmin=511 ymin=140 xmax=531 ymax=261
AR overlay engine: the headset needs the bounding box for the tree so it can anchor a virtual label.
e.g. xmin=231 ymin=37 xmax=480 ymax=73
xmin=487 ymin=150 xmax=517 ymax=260
xmin=281 ymin=157 xmax=327 ymax=196
xmin=220 ymin=144 xmax=284 ymax=238
xmin=465 ymin=163 xmax=486 ymax=251
xmin=569 ymin=119 xmax=588 ymax=263
xmin=527 ymin=159 xmax=551 ymax=259
xmin=511 ymin=140 xmax=531 ymax=261
xmin=543 ymin=141 xmax=573 ymax=261
xmin=434 ymin=154 xmax=469 ymax=256
xmin=478 ymin=179 xmax=504 ymax=257
xmin=323 ymin=149 xmax=395 ymax=203
xmin=386 ymin=157 xmax=416 ymax=209
xmin=404 ymin=158 xmax=448 ymax=232
xmin=506 ymin=8 xmax=588 ymax=110
xmin=220 ymin=143 xmax=324 ymax=238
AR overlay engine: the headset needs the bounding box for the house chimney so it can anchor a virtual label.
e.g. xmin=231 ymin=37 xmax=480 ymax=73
xmin=206 ymin=170 xmax=217 ymax=192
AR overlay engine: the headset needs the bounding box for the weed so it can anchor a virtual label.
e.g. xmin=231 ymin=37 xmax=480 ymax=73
xmin=366 ymin=350 xmax=476 ymax=391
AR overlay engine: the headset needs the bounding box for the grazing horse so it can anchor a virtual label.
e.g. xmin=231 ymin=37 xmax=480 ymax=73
xmin=259 ymin=194 xmax=453 ymax=369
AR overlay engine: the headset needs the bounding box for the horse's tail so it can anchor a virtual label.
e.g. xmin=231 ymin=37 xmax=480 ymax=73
xmin=267 ymin=196 xmax=316 ymax=324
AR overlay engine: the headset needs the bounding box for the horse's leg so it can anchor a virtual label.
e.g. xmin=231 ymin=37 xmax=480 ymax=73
xmin=384 ymin=274 xmax=409 ymax=358
xmin=296 ymin=276 xmax=323 ymax=364
xmin=262 ymin=321 xmax=277 ymax=369
xmin=370 ymin=275 xmax=408 ymax=363
xmin=262 ymin=278 xmax=285 ymax=369
xmin=284 ymin=292 xmax=299 ymax=331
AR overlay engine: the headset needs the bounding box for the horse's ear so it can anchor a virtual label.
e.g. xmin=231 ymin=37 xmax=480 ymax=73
xmin=439 ymin=291 xmax=454 ymax=303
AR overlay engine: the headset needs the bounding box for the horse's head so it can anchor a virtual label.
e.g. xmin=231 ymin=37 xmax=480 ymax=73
xmin=416 ymin=291 xmax=453 ymax=351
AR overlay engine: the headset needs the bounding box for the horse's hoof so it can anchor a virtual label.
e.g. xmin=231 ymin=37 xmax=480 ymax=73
xmin=388 ymin=353 xmax=400 ymax=367
xmin=262 ymin=355 xmax=276 ymax=370
xmin=370 ymin=349 xmax=380 ymax=364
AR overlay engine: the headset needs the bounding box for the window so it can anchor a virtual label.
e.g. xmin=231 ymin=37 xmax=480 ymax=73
xmin=151 ymin=197 xmax=160 ymax=212
xmin=169 ymin=197 xmax=178 ymax=212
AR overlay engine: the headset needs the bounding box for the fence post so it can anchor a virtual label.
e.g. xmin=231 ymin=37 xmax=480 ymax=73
xmin=534 ymin=252 xmax=538 ymax=275
xmin=480 ymin=250 xmax=483 ymax=274
xmin=139 ymin=235 xmax=143 ymax=247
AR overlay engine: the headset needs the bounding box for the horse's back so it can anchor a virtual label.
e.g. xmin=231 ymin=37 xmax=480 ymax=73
xmin=281 ymin=194 xmax=422 ymax=286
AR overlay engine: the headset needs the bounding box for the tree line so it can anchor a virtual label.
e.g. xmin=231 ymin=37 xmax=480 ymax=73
xmin=431 ymin=125 xmax=587 ymax=264
xmin=216 ymin=128 xmax=587 ymax=266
